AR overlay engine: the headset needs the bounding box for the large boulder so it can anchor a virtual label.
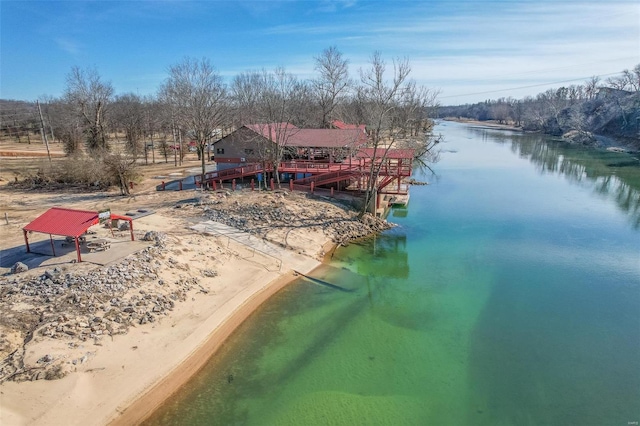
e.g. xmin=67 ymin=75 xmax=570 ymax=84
xmin=10 ymin=262 xmax=28 ymax=274
xmin=562 ymin=130 xmax=598 ymax=147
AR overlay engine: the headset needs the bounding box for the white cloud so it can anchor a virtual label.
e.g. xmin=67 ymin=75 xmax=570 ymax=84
xmin=54 ymin=37 xmax=81 ymax=56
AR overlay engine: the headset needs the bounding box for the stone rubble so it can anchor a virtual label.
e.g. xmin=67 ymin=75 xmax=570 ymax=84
xmin=193 ymin=191 xmax=393 ymax=245
xmin=0 ymin=191 xmax=393 ymax=384
xmin=0 ymin=233 xmax=211 ymax=383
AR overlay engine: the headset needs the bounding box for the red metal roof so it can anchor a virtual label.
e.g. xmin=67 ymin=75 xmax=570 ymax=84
xmin=23 ymin=207 xmax=100 ymax=237
xmin=291 ymin=129 xmax=367 ymax=148
xmin=244 ymin=123 xmax=368 ymax=148
xmin=332 ymin=120 xmax=367 ymax=131
xmin=244 ymin=123 xmax=298 ymax=144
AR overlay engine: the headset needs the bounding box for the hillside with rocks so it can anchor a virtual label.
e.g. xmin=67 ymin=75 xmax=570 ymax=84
xmin=440 ymin=65 xmax=640 ymax=150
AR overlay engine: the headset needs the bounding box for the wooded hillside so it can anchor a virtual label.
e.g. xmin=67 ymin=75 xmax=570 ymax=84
xmin=440 ymin=65 xmax=640 ymax=148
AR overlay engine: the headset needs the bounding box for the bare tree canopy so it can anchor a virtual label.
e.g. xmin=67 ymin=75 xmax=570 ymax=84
xmin=112 ymin=93 xmax=145 ymax=158
xmin=232 ymin=68 xmax=308 ymax=187
xmin=159 ymin=57 xmax=227 ymax=180
xmin=64 ymin=66 xmax=114 ymax=152
xmin=312 ymin=46 xmax=351 ymax=128
xmin=356 ymin=52 xmax=439 ymax=214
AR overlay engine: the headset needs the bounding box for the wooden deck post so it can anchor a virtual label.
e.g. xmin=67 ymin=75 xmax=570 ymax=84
xmin=270 ymin=178 xmax=274 ymax=191
xmin=289 ymin=179 xmax=293 ymax=191
xmin=178 ymin=180 xmax=183 ymax=191
xmin=251 ymin=179 xmax=255 ymax=191
xmin=310 ymin=182 xmax=314 ymax=194
xmin=232 ymin=179 xmax=236 ymax=191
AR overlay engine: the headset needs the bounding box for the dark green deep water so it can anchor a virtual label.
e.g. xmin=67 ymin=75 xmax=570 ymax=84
xmin=146 ymin=122 xmax=640 ymax=426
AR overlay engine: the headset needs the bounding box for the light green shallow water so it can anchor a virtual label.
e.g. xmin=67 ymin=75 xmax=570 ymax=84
xmin=145 ymin=122 xmax=640 ymax=426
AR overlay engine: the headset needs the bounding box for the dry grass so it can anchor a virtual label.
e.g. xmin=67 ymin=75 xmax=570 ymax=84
xmin=0 ymin=137 xmax=206 ymax=189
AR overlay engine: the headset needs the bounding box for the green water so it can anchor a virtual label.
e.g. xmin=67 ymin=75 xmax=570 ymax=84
xmin=145 ymin=122 xmax=640 ymax=426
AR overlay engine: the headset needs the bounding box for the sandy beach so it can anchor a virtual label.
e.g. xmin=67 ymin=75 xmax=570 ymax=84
xmin=0 ymin=173 xmax=389 ymax=426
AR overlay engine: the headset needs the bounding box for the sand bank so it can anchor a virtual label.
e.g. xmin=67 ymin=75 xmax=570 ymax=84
xmin=0 ymin=212 xmax=331 ymax=426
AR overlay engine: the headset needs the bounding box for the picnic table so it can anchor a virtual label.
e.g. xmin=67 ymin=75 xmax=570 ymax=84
xmin=86 ymin=239 xmax=111 ymax=252
xmin=62 ymin=236 xmax=86 ymax=247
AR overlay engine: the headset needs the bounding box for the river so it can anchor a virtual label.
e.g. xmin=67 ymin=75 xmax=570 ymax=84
xmin=145 ymin=121 xmax=640 ymax=426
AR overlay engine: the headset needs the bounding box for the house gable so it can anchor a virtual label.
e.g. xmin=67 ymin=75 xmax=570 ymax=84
xmin=213 ymin=126 xmax=270 ymax=166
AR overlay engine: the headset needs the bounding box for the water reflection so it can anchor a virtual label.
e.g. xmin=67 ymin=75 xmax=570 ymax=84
xmin=470 ymin=127 xmax=640 ymax=228
xmin=347 ymin=231 xmax=409 ymax=279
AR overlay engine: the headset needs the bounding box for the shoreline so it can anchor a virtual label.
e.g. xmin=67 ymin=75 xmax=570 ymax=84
xmin=109 ymin=265 xmax=324 ymax=425
xmin=441 ymin=117 xmax=523 ymax=132
xmin=0 ymin=208 xmax=334 ymax=426
xmin=0 ymin=188 xmax=384 ymax=426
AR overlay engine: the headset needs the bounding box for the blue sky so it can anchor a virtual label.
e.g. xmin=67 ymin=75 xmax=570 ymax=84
xmin=1 ymin=0 xmax=638 ymax=104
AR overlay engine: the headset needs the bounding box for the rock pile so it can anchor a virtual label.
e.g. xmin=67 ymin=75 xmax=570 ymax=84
xmin=197 ymin=192 xmax=393 ymax=244
xmin=0 ymin=232 xmax=210 ymax=383
xmin=0 ymin=191 xmax=393 ymax=384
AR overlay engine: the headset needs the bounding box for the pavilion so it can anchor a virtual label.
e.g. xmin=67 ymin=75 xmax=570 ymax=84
xmin=23 ymin=207 xmax=134 ymax=262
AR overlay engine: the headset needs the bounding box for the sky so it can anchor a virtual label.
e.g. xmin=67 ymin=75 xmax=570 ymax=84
xmin=1 ymin=0 xmax=638 ymax=105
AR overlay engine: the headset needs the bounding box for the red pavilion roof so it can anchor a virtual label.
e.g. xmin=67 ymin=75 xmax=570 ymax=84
xmin=23 ymin=207 xmax=100 ymax=237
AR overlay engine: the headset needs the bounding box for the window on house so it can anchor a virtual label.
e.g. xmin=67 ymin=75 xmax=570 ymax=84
xmin=244 ymin=148 xmax=254 ymax=155
xmin=216 ymin=148 xmax=224 ymax=154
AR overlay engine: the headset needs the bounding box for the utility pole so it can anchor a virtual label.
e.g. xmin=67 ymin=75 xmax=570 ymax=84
xmin=36 ymin=100 xmax=52 ymax=163
xmin=178 ymin=128 xmax=183 ymax=166
xmin=172 ymin=122 xmax=178 ymax=167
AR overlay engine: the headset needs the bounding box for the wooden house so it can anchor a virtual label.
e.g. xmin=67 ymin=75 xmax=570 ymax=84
xmin=213 ymin=123 xmax=368 ymax=170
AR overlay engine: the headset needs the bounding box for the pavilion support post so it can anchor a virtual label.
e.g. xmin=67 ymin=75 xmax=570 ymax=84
xmin=49 ymin=234 xmax=56 ymax=256
xmin=75 ymin=238 xmax=82 ymax=263
xmin=129 ymin=220 xmax=135 ymax=241
xmin=24 ymin=230 xmax=30 ymax=253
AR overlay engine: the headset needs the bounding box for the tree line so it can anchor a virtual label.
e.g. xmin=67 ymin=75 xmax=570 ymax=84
xmin=1 ymin=47 xmax=440 ymax=198
xmin=439 ymin=64 xmax=640 ymax=146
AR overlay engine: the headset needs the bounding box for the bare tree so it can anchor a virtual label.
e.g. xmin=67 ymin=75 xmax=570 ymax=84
xmin=103 ymin=152 xmax=138 ymax=195
xmin=489 ymin=100 xmax=511 ymax=124
xmin=605 ymin=66 xmax=640 ymax=92
xmin=230 ymin=71 xmax=262 ymax=128
xmin=112 ymin=93 xmax=145 ymax=158
xmin=232 ymin=68 xmax=304 ymax=188
xmin=44 ymin=98 xmax=84 ymax=154
xmin=64 ymin=66 xmax=113 ymax=152
xmin=356 ymin=52 xmax=436 ymax=215
xmin=159 ymin=57 xmax=227 ymax=181
xmin=312 ymin=46 xmax=351 ymax=128
xmin=584 ymin=76 xmax=600 ymax=99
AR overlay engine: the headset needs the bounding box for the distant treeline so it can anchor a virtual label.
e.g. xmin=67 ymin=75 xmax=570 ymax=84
xmin=440 ymin=65 xmax=640 ymax=147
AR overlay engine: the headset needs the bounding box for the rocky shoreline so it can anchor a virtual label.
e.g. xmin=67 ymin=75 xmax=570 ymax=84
xmin=0 ymin=190 xmax=392 ymax=386
xmin=184 ymin=190 xmax=393 ymax=245
xmin=0 ymin=232 xmax=181 ymax=383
